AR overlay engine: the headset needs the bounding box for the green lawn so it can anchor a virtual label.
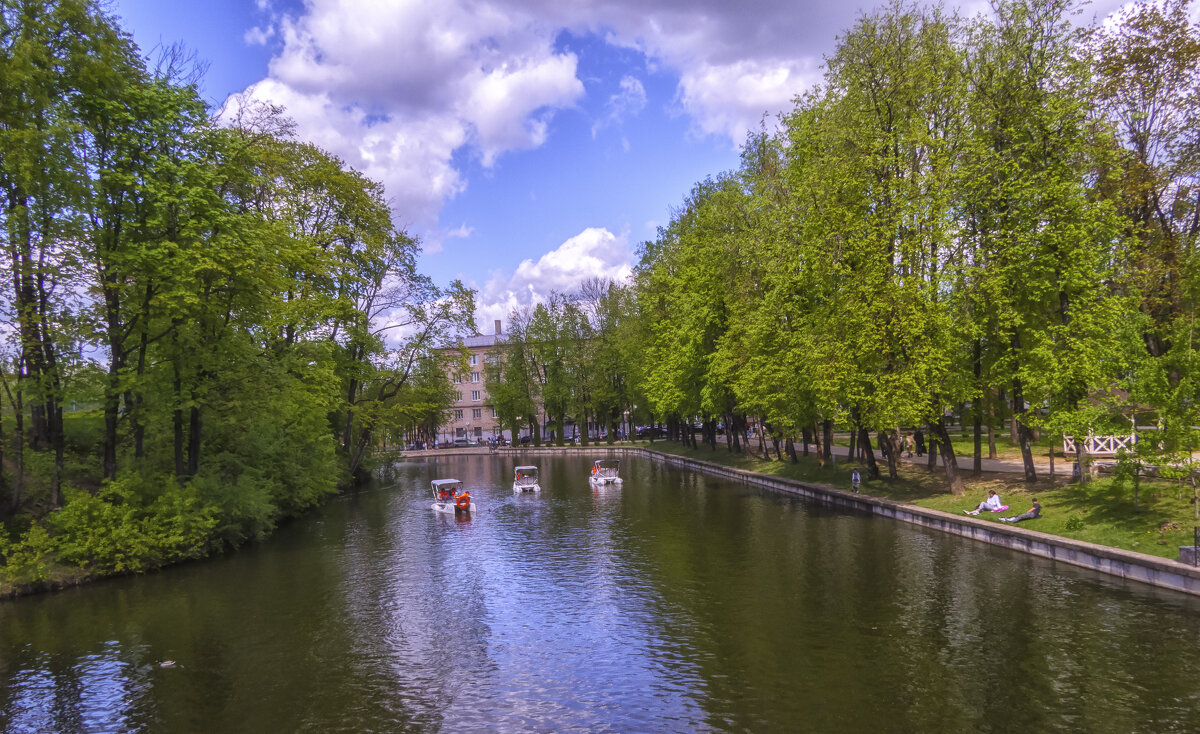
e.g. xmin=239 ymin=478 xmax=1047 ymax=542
xmin=628 ymin=439 xmax=1199 ymax=561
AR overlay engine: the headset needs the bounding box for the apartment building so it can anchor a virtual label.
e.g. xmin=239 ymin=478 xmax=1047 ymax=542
xmin=441 ymin=320 xmax=507 ymax=444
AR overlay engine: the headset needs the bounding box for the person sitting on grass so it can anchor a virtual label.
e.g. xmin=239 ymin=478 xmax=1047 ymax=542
xmin=1000 ymin=498 xmax=1041 ymax=523
xmin=964 ymin=489 xmax=1003 ymax=515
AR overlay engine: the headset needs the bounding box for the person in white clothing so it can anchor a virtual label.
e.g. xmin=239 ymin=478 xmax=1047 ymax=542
xmin=964 ymin=489 xmax=1002 ymax=515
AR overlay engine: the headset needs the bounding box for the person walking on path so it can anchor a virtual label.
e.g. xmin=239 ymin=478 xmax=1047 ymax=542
xmin=914 ymin=429 xmax=925 ymax=457
xmin=851 ymin=469 xmax=861 ymax=493
xmin=1000 ymin=498 xmax=1042 ymax=523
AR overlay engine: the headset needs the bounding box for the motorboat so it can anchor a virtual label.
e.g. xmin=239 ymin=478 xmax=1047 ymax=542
xmin=588 ymin=459 xmax=622 ymax=485
xmin=512 ymin=465 xmax=541 ymax=493
xmin=431 ymin=478 xmax=476 ymax=515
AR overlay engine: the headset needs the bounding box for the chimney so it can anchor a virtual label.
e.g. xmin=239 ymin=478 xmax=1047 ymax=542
xmin=494 ymin=319 xmax=502 ymax=335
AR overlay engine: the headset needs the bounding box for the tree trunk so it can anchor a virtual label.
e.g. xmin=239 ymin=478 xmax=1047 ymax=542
xmin=0 ymin=374 xmax=23 ymax=510
xmin=858 ymin=427 xmax=880 ymax=479
xmin=882 ymin=430 xmax=899 ymax=479
xmin=133 ymin=331 xmax=148 ymax=459
xmin=822 ymin=419 xmax=834 ymax=463
xmin=104 ymin=363 xmax=120 ymax=480
xmin=931 ymin=417 xmax=965 ymax=494
xmin=785 ymin=437 xmax=797 ymax=463
xmin=1013 ymin=379 xmax=1037 ymax=481
xmin=173 ymin=365 xmax=185 ymax=481
xmin=187 ymin=402 xmax=201 ymax=478
xmin=973 ymin=409 xmax=982 ymax=476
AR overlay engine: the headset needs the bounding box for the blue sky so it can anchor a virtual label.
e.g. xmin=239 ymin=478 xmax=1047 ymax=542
xmin=109 ymin=0 xmax=1126 ymax=329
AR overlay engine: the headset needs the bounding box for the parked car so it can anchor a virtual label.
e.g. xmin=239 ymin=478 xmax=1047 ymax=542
xmin=636 ymin=426 xmax=665 ymax=439
xmin=452 ymin=437 xmax=479 ymax=447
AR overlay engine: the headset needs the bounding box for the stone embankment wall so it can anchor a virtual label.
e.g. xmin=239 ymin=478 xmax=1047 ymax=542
xmin=501 ymin=445 xmax=1200 ymax=597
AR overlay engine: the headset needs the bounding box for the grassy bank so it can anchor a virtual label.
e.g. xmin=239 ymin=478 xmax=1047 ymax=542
xmin=626 ymin=439 xmax=1199 ymax=561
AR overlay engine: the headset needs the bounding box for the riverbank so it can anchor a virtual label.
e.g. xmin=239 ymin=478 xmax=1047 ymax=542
xmin=500 ymin=440 xmax=1200 ymax=596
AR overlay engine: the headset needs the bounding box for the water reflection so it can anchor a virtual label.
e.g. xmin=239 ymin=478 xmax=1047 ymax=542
xmin=2 ymin=455 xmax=1200 ymax=732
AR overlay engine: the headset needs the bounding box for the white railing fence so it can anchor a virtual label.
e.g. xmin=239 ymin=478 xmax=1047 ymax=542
xmin=1062 ymin=434 xmax=1138 ymax=456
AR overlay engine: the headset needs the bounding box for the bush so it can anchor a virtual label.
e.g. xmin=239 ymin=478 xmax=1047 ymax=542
xmin=0 ymin=523 xmax=56 ymax=585
xmin=50 ymin=478 xmax=219 ymax=574
xmin=1065 ymin=514 xmax=1085 ymax=531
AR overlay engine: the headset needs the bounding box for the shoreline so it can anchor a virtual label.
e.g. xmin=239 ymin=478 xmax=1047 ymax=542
xmin=500 ymin=444 xmax=1200 ymax=597
xmin=6 ymin=443 xmax=1196 ymax=601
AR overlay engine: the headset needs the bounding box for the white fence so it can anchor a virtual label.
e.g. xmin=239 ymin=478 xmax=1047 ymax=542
xmin=1062 ymin=434 xmax=1138 ymax=456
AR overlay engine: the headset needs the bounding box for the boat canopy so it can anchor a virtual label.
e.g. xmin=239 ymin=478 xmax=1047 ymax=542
xmin=593 ymin=459 xmax=619 ymax=470
xmin=514 ymin=465 xmax=538 ymax=477
xmin=431 ymin=479 xmax=463 ymax=492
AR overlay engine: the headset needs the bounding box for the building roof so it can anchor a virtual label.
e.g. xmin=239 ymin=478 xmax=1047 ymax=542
xmin=457 ymin=333 xmax=507 ymax=349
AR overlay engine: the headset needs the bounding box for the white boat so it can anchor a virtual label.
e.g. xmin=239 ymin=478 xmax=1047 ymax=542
xmin=431 ymin=478 xmax=476 ymax=515
xmin=512 ymin=465 xmax=541 ymax=493
xmin=588 ymin=459 xmax=622 ymax=485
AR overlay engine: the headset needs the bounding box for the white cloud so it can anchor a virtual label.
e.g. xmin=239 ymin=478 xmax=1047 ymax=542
xmin=231 ymin=0 xmax=852 ymax=238
xmin=592 ymin=75 xmax=647 ymax=137
xmin=676 ymin=58 xmax=820 ymax=143
xmin=445 ymin=224 xmax=475 ymax=240
xmin=243 ymin=25 xmax=274 ymax=46
xmin=236 ymin=0 xmax=584 ymax=234
xmin=474 ymin=227 xmax=634 ymax=328
xmin=239 ymin=77 xmax=469 ymax=232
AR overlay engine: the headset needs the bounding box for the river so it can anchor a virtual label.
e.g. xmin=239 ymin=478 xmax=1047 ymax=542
xmin=3 ymin=454 xmax=1200 ymax=732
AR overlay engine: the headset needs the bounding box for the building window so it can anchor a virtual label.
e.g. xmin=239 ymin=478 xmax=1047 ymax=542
xmin=454 ymin=409 xmax=463 ymax=420
xmin=469 ymin=354 xmax=477 ymax=365
xmin=471 ymin=390 xmax=481 ymax=401
xmin=453 ymin=373 xmax=461 ymax=384
xmin=472 ymin=408 xmax=482 ymax=419
xmin=471 ymin=372 xmax=480 ymax=383
xmin=491 ymin=407 xmax=497 ymax=418
xmin=455 ymin=392 xmax=462 ymax=402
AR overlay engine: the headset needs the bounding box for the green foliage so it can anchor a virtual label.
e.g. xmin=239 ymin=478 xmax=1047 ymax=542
xmin=0 ymin=1 xmax=472 ymax=587
xmin=0 ymin=523 xmax=55 ymax=585
xmin=50 ymin=481 xmax=218 ymax=574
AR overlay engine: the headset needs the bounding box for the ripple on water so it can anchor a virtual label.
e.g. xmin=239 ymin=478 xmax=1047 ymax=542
xmin=5 ymin=455 xmax=1200 ymax=733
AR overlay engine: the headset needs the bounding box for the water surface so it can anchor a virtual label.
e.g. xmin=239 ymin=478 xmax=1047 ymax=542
xmin=3 ymin=455 xmax=1199 ymax=732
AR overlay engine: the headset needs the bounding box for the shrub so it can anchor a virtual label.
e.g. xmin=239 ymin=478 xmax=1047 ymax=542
xmin=50 ymin=478 xmax=220 ymax=574
xmin=0 ymin=523 xmax=56 ymax=585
